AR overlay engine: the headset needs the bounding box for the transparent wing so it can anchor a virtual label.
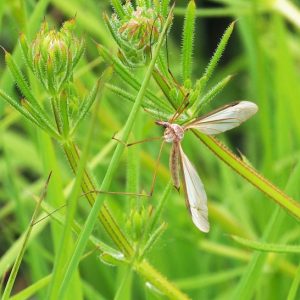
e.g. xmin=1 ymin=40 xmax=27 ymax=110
xmin=179 ymin=145 xmax=210 ymax=232
xmin=184 ymin=101 xmax=258 ymax=135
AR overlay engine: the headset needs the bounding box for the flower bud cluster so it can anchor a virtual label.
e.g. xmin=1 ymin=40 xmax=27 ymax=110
xmin=21 ymin=19 xmax=84 ymax=94
xmin=105 ymin=2 xmax=164 ymax=67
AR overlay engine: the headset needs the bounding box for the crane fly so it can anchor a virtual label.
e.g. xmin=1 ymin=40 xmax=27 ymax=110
xmin=155 ymin=100 xmax=258 ymax=233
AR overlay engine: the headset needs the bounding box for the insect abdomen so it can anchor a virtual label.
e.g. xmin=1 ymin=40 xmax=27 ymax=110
xmin=170 ymin=142 xmax=180 ymax=190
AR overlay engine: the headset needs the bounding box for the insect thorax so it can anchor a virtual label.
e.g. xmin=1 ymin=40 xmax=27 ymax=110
xmin=164 ymin=123 xmax=184 ymax=143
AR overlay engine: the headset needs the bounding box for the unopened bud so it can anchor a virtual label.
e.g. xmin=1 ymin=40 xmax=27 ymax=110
xmin=25 ymin=19 xmax=85 ymax=94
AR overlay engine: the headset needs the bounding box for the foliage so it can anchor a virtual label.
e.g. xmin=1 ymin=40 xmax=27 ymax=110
xmin=1 ymin=0 xmax=300 ymax=299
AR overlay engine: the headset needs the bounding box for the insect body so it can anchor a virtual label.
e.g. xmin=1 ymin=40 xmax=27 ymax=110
xmin=155 ymin=101 xmax=258 ymax=233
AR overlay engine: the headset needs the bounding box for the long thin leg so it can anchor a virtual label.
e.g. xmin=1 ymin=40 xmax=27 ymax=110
xmin=83 ymin=140 xmax=165 ymax=202
xmin=33 ymin=204 xmax=67 ymax=225
xmin=33 ymin=190 xmax=151 ymax=225
xmin=148 ymin=141 xmax=166 ymax=196
xmin=112 ymin=133 xmax=162 ymax=147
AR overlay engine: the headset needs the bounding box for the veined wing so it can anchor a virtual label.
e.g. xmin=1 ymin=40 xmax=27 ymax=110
xmin=184 ymin=101 xmax=258 ymax=135
xmin=179 ymin=145 xmax=209 ymax=232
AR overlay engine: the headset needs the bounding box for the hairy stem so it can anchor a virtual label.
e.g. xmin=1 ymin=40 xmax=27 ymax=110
xmin=57 ymin=8 xmax=189 ymax=299
xmin=62 ymin=142 xmax=189 ymax=300
xmin=63 ymin=142 xmax=133 ymax=256
xmin=193 ymin=131 xmax=300 ymax=220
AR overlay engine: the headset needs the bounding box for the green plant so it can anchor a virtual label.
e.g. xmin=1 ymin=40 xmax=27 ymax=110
xmin=1 ymin=0 xmax=300 ymax=299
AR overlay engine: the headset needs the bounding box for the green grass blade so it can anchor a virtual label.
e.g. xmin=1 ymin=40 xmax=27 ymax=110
xmin=2 ymin=173 xmax=51 ymax=300
xmin=231 ymin=235 xmax=300 ymax=254
xmin=10 ymin=275 xmax=51 ymax=300
xmin=287 ymin=263 xmax=300 ymax=300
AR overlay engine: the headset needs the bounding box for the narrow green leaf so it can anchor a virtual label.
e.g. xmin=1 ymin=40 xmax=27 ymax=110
xmin=22 ymin=98 xmax=61 ymax=139
xmin=232 ymin=207 xmax=282 ymax=300
xmin=59 ymin=92 xmax=70 ymax=137
xmin=182 ymin=0 xmax=196 ymax=82
xmin=152 ymin=67 xmax=188 ymax=113
xmin=202 ymin=21 xmax=235 ymax=86
xmin=5 ymin=51 xmax=45 ymax=113
xmin=100 ymin=252 xmax=126 ymax=267
xmin=0 ymin=90 xmax=39 ymax=127
xmin=72 ymin=38 xmax=85 ymax=70
xmin=71 ymin=68 xmax=112 ymax=135
xmin=10 ymin=275 xmax=51 ymax=300
xmin=231 ymin=235 xmax=300 ymax=254
xmin=140 ymin=222 xmax=167 ymax=259
xmin=152 ymin=67 xmax=174 ymax=108
xmin=58 ymin=50 xmax=74 ymax=92
xmin=145 ymin=0 xmax=152 ymax=9
xmin=161 ymin=0 xmax=171 ymax=18
xmin=287 ymin=263 xmax=300 ymax=300
xmin=0 ymin=90 xmax=60 ymax=139
xmin=191 ymin=74 xmax=233 ymax=116
xmin=136 ymin=0 xmax=146 ymax=8
xmin=149 ymin=180 xmax=173 ymax=232
xmin=175 ymin=267 xmax=244 ymax=290
xmin=46 ymin=57 xmax=56 ymax=94
xmin=111 ymin=0 xmax=125 ymax=18
xmin=19 ymin=33 xmax=34 ymax=72
xmin=98 ymin=44 xmax=174 ymax=114
xmin=114 ymin=267 xmax=133 ymax=300
xmin=103 ymin=13 xmax=132 ymax=53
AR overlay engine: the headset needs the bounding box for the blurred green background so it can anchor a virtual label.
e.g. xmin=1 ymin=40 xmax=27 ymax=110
xmin=1 ymin=0 xmax=300 ymax=299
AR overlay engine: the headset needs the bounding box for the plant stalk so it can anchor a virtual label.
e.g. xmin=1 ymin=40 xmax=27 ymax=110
xmin=63 ymin=141 xmax=133 ymax=256
xmin=193 ymin=131 xmax=300 ymax=220
xmin=57 ymin=8 xmax=189 ymax=299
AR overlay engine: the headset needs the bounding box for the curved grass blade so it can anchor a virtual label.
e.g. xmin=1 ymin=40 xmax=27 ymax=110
xmin=231 ymin=235 xmax=300 ymax=254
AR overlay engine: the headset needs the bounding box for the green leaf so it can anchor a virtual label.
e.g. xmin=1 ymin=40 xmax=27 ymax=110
xmin=182 ymin=0 xmax=196 ymax=82
xmin=231 ymin=235 xmax=300 ymax=254
xmin=105 ymin=83 xmax=163 ymax=115
xmin=103 ymin=13 xmax=132 ymax=53
xmin=10 ymin=275 xmax=51 ymax=300
xmin=287 ymin=264 xmax=300 ymax=300
xmin=0 ymin=90 xmax=60 ymax=139
xmin=19 ymin=33 xmax=34 ymax=72
xmin=140 ymin=222 xmax=167 ymax=259
xmin=191 ymin=74 xmax=233 ymax=116
xmin=71 ymin=68 xmax=112 ymax=135
xmin=161 ymin=0 xmax=171 ymax=18
xmin=111 ymin=0 xmax=125 ymax=18
xmin=98 ymin=44 xmax=174 ymax=114
xmin=202 ymin=21 xmax=235 ymax=87
xmin=6 ymin=51 xmax=40 ymax=108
